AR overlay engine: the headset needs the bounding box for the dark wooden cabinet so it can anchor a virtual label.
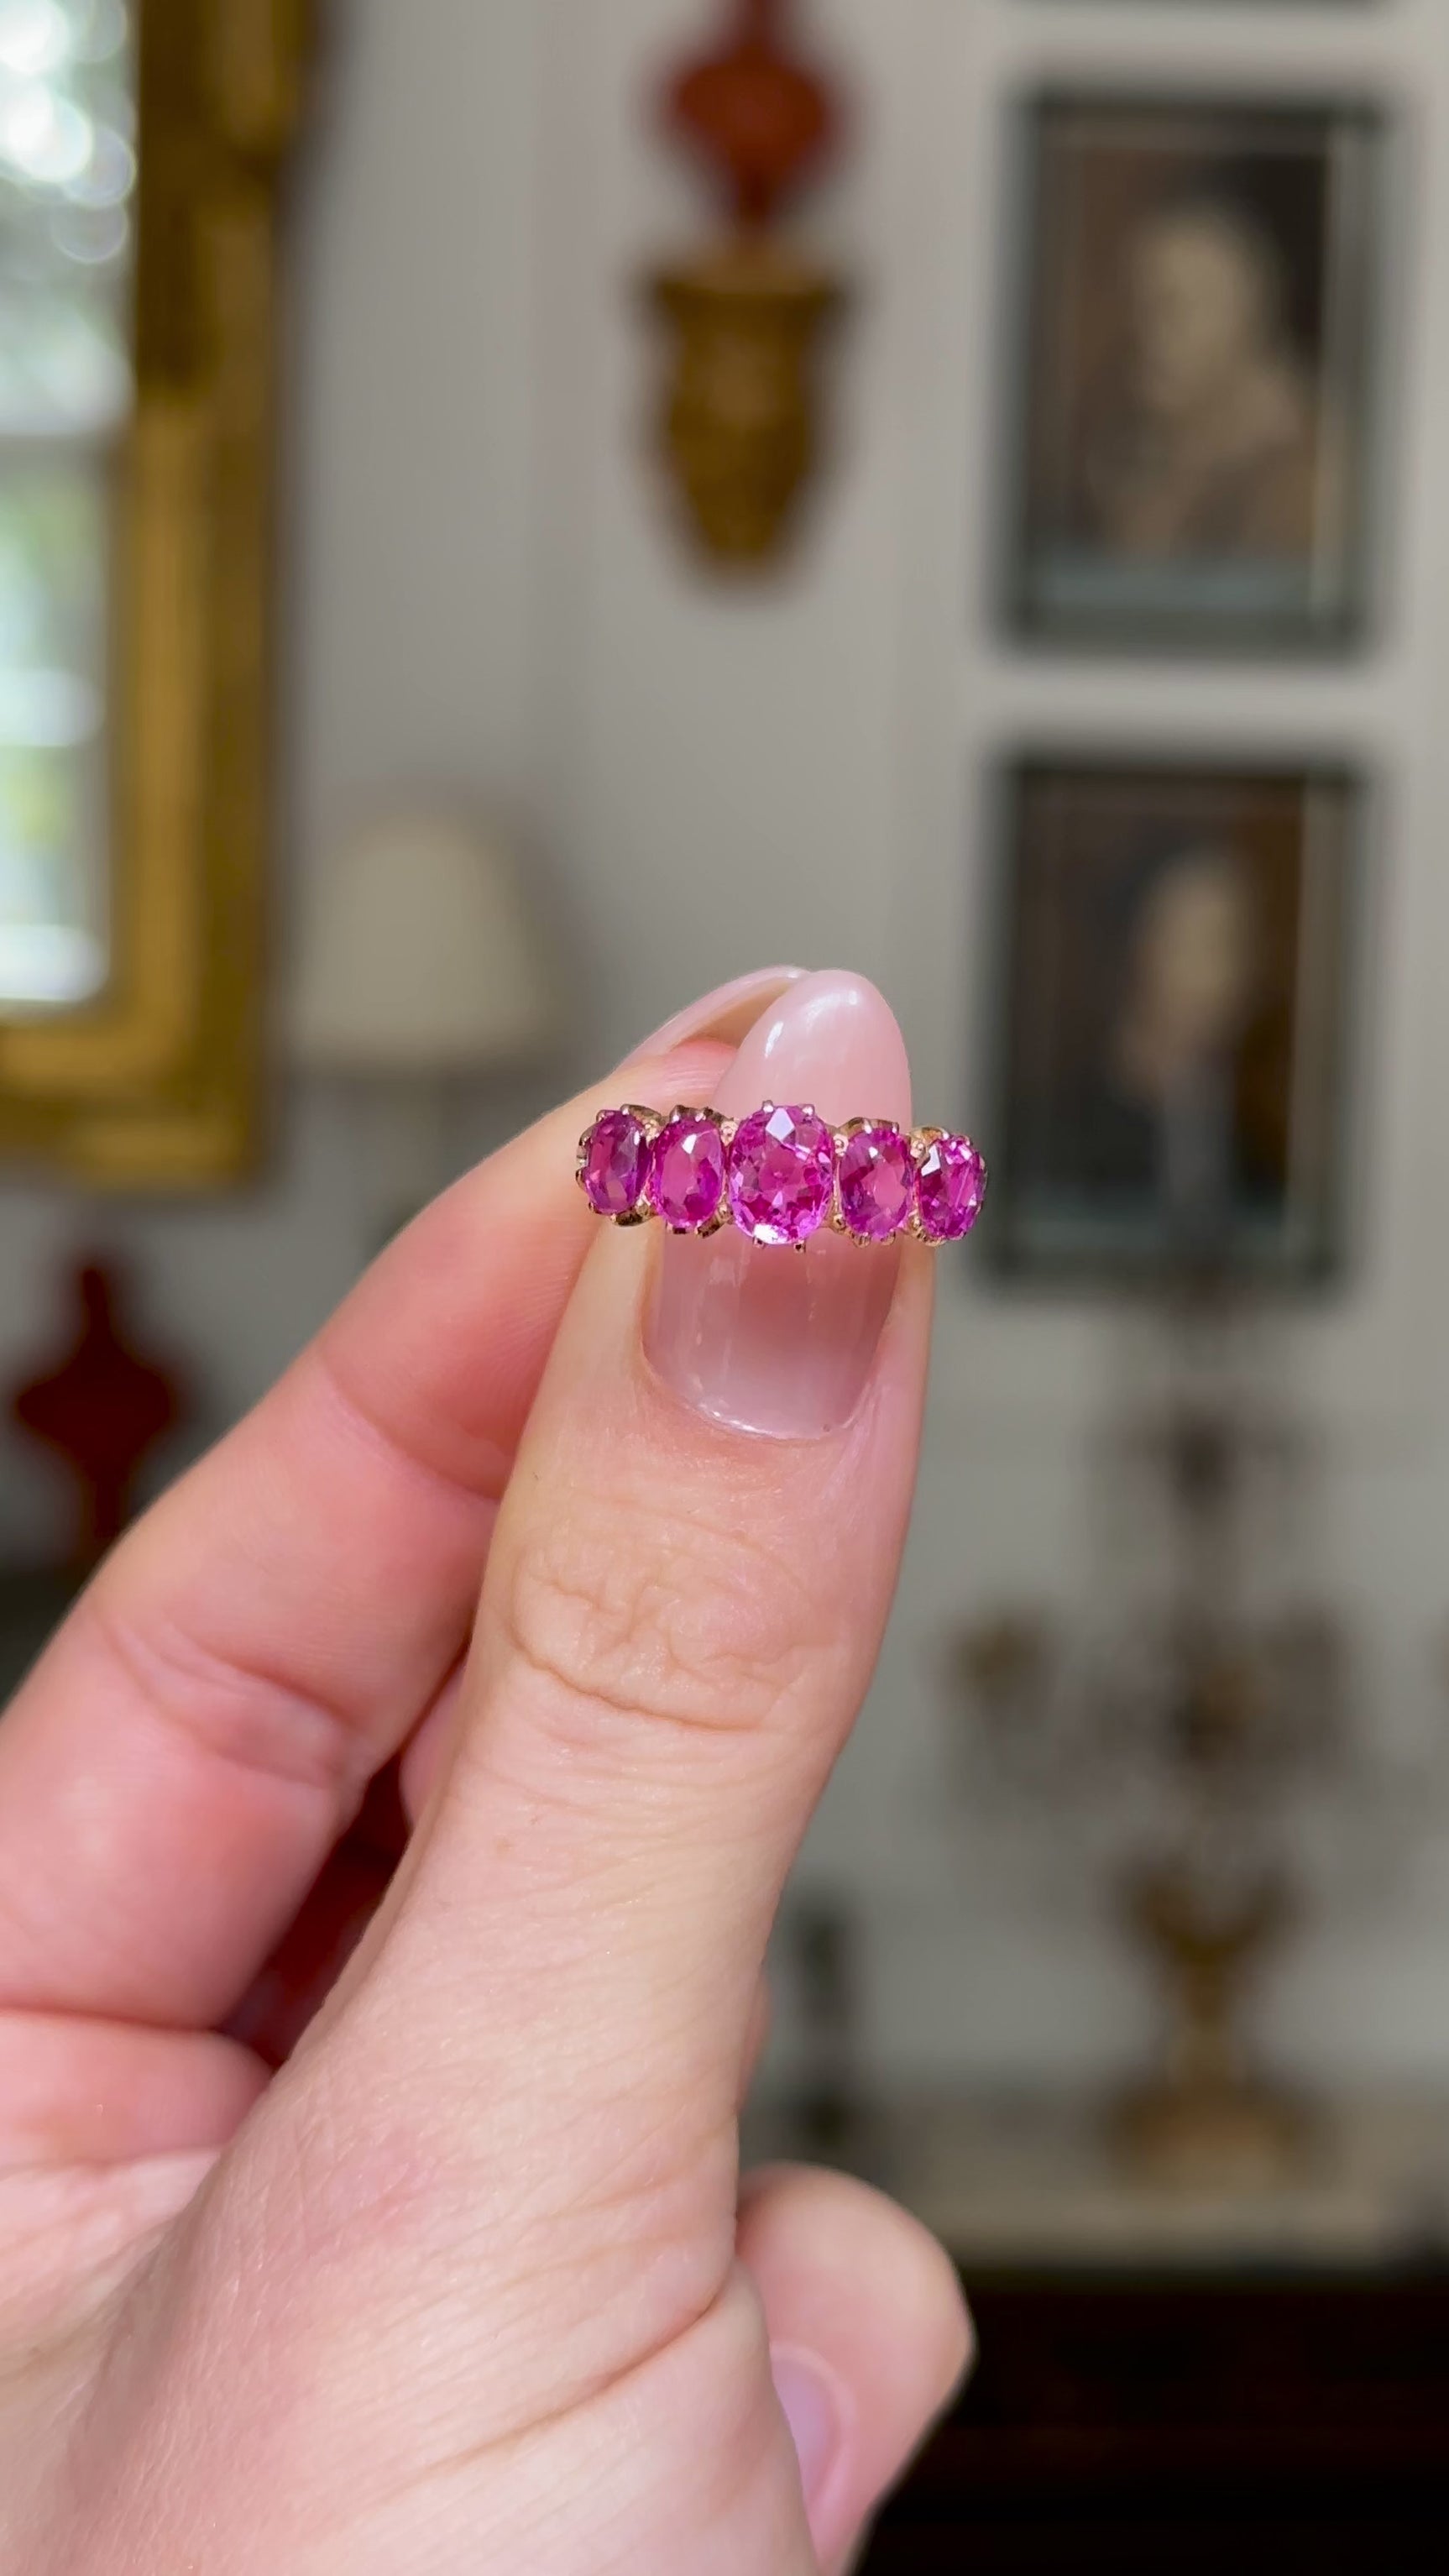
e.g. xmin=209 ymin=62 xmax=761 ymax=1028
xmin=863 ymin=2275 xmax=1449 ymax=2572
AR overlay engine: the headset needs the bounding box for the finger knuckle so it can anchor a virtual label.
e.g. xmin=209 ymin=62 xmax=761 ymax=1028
xmin=494 ymin=1484 xmax=829 ymax=1748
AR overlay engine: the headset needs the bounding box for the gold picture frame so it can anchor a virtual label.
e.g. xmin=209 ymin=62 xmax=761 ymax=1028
xmin=0 ymin=0 xmax=311 ymax=1186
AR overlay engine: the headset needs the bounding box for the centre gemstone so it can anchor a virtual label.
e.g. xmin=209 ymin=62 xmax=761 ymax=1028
xmin=650 ymin=1112 xmax=727 ymax=1230
xmin=728 ymin=1103 xmax=836 ymax=1247
xmin=838 ymin=1123 xmax=913 ymax=1242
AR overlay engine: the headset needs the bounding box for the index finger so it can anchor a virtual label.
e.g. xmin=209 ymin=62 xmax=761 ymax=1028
xmin=0 ymin=972 xmax=802 ymax=2035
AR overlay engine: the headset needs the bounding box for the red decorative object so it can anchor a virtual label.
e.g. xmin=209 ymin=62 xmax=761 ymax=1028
xmin=664 ymin=0 xmax=842 ymax=232
xmin=10 ymin=1259 xmax=187 ymax=1568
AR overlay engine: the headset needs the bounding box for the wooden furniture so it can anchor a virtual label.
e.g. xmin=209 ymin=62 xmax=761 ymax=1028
xmin=745 ymin=2089 xmax=1449 ymax=2569
xmin=865 ymin=2273 xmax=1449 ymax=2573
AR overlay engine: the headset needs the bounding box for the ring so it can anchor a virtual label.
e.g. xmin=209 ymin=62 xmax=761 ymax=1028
xmin=577 ymin=1102 xmax=986 ymax=1248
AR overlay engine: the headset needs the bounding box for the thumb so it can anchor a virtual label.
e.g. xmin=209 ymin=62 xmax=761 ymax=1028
xmin=253 ymin=972 xmax=936 ymax=2453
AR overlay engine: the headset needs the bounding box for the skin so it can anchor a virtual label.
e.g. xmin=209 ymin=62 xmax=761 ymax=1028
xmin=0 ymin=966 xmax=970 ymax=2575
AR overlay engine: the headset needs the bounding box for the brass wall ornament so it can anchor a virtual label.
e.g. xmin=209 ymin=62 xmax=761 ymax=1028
xmin=647 ymin=0 xmax=848 ymax=568
xmin=651 ymin=245 xmax=841 ymax=565
xmin=0 ymin=0 xmax=312 ymax=1186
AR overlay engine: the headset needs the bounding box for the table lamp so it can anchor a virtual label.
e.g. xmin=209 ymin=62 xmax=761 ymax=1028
xmin=292 ymin=810 xmax=564 ymax=1238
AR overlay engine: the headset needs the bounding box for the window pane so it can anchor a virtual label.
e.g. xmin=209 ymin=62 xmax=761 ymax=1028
xmin=0 ymin=0 xmax=132 ymax=1010
xmin=0 ymin=456 xmax=107 ymax=1004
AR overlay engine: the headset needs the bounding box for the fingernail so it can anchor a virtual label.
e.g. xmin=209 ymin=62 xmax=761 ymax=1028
xmin=646 ymin=970 xmax=912 ymax=1438
xmin=772 ymin=2348 xmax=845 ymax=2511
xmin=620 ymin=966 xmax=809 ymax=1067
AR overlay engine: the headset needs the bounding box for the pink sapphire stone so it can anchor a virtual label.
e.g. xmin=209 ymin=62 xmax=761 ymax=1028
xmin=729 ymin=1103 xmax=836 ymax=1247
xmin=649 ymin=1113 xmax=727 ymax=1230
xmin=581 ymin=1108 xmax=651 ymax=1217
xmin=838 ymin=1123 xmax=913 ymax=1242
xmin=915 ymin=1134 xmax=986 ymax=1243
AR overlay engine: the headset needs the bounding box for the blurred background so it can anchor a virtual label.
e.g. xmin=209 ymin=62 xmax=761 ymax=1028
xmin=4 ymin=0 xmax=1449 ymax=2564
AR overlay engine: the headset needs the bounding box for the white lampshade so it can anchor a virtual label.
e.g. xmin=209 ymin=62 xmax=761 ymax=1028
xmin=292 ymin=811 xmax=563 ymax=1075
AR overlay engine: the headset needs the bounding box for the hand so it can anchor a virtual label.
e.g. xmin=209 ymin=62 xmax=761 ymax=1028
xmin=0 ymin=969 xmax=969 ymax=2574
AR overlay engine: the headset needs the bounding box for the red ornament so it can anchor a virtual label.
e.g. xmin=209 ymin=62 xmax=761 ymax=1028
xmin=10 ymin=1259 xmax=186 ymax=1568
xmin=663 ymin=0 xmax=841 ymax=232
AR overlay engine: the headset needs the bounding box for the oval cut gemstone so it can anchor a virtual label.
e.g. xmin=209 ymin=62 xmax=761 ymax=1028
xmin=914 ymin=1134 xmax=986 ymax=1243
xmin=838 ymin=1122 xmax=913 ymax=1242
xmin=650 ymin=1113 xmax=727 ymax=1230
xmin=581 ymin=1108 xmax=651 ymax=1217
xmin=728 ymin=1103 xmax=836 ymax=1247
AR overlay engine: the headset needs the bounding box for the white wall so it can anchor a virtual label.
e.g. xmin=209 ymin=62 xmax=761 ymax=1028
xmin=4 ymin=0 xmax=1449 ymax=2092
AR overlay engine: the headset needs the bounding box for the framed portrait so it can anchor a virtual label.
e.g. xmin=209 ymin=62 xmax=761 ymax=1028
xmin=1008 ymin=96 xmax=1383 ymax=650
xmin=989 ymin=760 xmax=1361 ymax=1283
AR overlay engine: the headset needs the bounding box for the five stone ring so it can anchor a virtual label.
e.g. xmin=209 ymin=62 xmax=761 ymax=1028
xmin=578 ymin=1102 xmax=987 ymax=1249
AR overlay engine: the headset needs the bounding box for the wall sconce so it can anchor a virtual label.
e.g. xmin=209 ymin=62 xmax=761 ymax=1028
xmin=647 ymin=0 xmax=849 ymax=568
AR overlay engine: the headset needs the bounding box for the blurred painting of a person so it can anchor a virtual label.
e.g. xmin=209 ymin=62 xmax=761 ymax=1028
xmin=1076 ymin=193 xmax=1341 ymax=568
xmin=1071 ymin=845 xmax=1287 ymax=1254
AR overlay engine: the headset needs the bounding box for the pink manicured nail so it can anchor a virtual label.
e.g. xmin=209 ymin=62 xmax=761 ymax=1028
xmin=646 ymin=971 xmax=912 ymax=1438
xmin=772 ymin=2347 xmax=845 ymax=2512
xmin=620 ymin=966 xmax=808 ymax=1067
